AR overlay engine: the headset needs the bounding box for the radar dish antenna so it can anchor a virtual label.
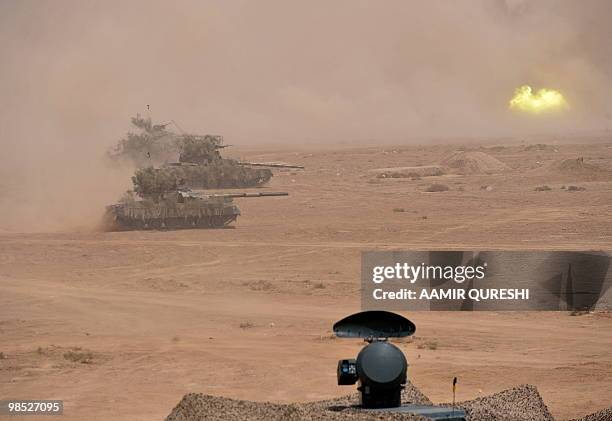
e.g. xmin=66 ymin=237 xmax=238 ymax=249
xmin=333 ymin=311 xmax=415 ymax=339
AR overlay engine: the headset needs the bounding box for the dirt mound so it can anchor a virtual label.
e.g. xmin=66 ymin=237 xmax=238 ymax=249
xmin=441 ymin=151 xmax=510 ymax=174
xmin=550 ymin=158 xmax=608 ymax=175
xmin=570 ymin=407 xmax=612 ymax=421
xmin=523 ymin=144 xmax=557 ymax=152
xmin=456 ymin=384 xmax=554 ymax=421
xmin=370 ymin=166 xmax=444 ymax=178
xmin=166 ymin=383 xmax=558 ymax=421
xmin=533 ymin=157 xmax=612 ymax=181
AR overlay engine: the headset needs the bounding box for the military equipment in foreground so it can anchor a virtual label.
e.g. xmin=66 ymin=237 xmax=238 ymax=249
xmin=334 ymin=311 xmax=467 ymax=420
xmin=108 ymin=115 xmax=303 ymax=189
xmin=335 ymin=311 xmax=415 ymax=408
xmin=104 ymin=189 xmax=288 ymax=231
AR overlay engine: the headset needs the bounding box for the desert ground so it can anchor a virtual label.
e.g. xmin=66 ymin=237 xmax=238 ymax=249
xmin=1 ymin=140 xmax=612 ymax=420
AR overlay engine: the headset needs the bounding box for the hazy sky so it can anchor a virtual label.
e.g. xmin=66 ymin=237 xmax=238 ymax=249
xmin=2 ymin=0 xmax=611 ymax=147
xmin=0 ymin=0 xmax=611 ymax=230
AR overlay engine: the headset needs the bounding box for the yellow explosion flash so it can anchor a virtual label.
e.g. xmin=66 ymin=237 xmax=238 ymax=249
xmin=509 ymin=85 xmax=568 ymax=113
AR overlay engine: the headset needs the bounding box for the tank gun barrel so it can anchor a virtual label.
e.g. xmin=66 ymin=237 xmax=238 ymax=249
xmin=238 ymin=162 xmax=304 ymax=169
xmin=213 ymin=191 xmax=289 ymax=198
xmin=152 ymin=122 xmax=172 ymax=130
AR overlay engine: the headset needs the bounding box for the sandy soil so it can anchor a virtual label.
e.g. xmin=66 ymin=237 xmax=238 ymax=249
xmin=1 ymin=141 xmax=611 ymax=420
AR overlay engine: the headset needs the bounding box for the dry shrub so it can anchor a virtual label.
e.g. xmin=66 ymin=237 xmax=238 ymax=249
xmin=417 ymin=340 xmax=438 ymax=350
xmin=425 ymin=184 xmax=449 ymax=192
xmin=63 ymin=350 xmax=94 ymax=364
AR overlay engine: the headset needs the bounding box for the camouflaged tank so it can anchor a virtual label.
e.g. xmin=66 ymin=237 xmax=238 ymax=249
xmin=104 ymin=189 xmax=288 ymax=231
xmin=163 ymin=133 xmax=302 ymax=188
xmin=161 ymin=158 xmax=274 ymax=189
xmin=108 ymin=115 xmax=302 ymax=189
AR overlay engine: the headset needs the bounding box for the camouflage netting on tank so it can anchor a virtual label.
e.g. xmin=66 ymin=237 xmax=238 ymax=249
xmin=165 ymin=383 xmax=559 ymax=421
xmin=112 ymin=201 xmax=232 ymax=220
xmin=131 ymin=163 xmax=272 ymax=199
xmin=166 ymin=162 xmax=272 ymax=189
xmin=132 ymin=167 xmax=179 ymax=201
xmin=107 ymin=115 xmax=178 ymax=167
xmin=109 ymin=116 xmax=274 ymax=189
xmin=107 ymin=115 xmax=228 ymax=167
xmin=178 ymin=134 xmax=224 ymax=164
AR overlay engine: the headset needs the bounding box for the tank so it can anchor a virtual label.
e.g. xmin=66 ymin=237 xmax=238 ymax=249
xmin=104 ymin=189 xmax=288 ymax=231
xmin=162 ymin=133 xmax=306 ymax=188
xmin=108 ymin=115 xmax=303 ymax=189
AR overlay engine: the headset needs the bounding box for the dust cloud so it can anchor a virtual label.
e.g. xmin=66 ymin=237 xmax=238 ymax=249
xmin=1 ymin=0 xmax=611 ymax=231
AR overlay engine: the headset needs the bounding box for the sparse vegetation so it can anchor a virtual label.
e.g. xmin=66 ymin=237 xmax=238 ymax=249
xmin=244 ymin=280 xmax=273 ymax=291
xmin=534 ymin=185 xmax=552 ymax=191
xmin=567 ymin=185 xmax=586 ymax=192
xmin=172 ymin=336 xmax=181 ymax=343
xmin=425 ymin=184 xmax=449 ymax=192
xmin=553 ymin=157 xmax=604 ymax=174
xmin=418 ymin=340 xmax=438 ymax=350
xmin=393 ymin=207 xmax=406 ymax=213
xmin=523 ymin=143 xmax=552 ymax=152
xmin=318 ymin=333 xmax=337 ymax=341
xmin=63 ymin=350 xmax=94 ymax=364
xmin=240 ymin=321 xmax=255 ymax=329
xmin=0 ymin=352 xmax=5 ymax=359
xmin=373 ymin=166 xmax=443 ymax=179
xmin=570 ymin=310 xmax=590 ymax=316
xmin=313 ymin=282 xmax=326 ymax=289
